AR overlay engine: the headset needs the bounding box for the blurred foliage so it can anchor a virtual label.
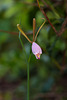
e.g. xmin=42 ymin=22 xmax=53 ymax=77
xmin=0 ymin=0 xmax=67 ymax=100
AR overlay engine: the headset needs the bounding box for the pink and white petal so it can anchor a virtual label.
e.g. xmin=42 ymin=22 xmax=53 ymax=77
xmin=32 ymin=42 xmax=42 ymax=55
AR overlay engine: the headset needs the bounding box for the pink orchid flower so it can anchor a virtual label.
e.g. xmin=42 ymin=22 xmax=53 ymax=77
xmin=32 ymin=42 xmax=42 ymax=59
xmin=17 ymin=18 xmax=45 ymax=59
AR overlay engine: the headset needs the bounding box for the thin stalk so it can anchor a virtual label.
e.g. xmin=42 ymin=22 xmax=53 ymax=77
xmin=17 ymin=24 xmax=32 ymax=43
xmin=27 ymin=54 xmax=31 ymax=100
xmin=19 ymin=32 xmax=27 ymax=56
xmin=35 ymin=20 xmax=46 ymax=41
xmin=19 ymin=32 xmax=31 ymax=100
xmin=27 ymin=62 xmax=29 ymax=100
xmin=33 ymin=18 xmax=36 ymax=42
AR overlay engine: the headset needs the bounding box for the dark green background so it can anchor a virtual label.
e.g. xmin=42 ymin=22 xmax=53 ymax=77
xmin=0 ymin=0 xmax=67 ymax=100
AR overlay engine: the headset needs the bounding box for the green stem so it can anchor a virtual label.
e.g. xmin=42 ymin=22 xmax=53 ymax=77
xmin=27 ymin=62 xmax=29 ymax=100
xmin=27 ymin=54 xmax=31 ymax=100
xmin=19 ymin=32 xmax=30 ymax=100
xmin=19 ymin=32 xmax=27 ymax=55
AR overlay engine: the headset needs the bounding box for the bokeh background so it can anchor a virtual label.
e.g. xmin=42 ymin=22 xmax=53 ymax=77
xmin=0 ymin=0 xmax=67 ymax=100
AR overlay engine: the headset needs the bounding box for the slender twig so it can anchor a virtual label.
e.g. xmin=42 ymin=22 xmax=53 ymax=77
xmin=41 ymin=9 xmax=58 ymax=34
xmin=0 ymin=29 xmax=32 ymax=35
xmin=0 ymin=30 xmax=18 ymax=35
xmin=58 ymin=17 xmax=67 ymax=36
xmin=41 ymin=0 xmax=60 ymax=19
xmin=33 ymin=18 xmax=36 ymax=42
xmin=37 ymin=0 xmax=58 ymax=35
xmin=57 ymin=0 xmax=67 ymax=36
xmin=41 ymin=0 xmax=52 ymax=9
xmin=17 ymin=24 xmax=32 ymax=43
